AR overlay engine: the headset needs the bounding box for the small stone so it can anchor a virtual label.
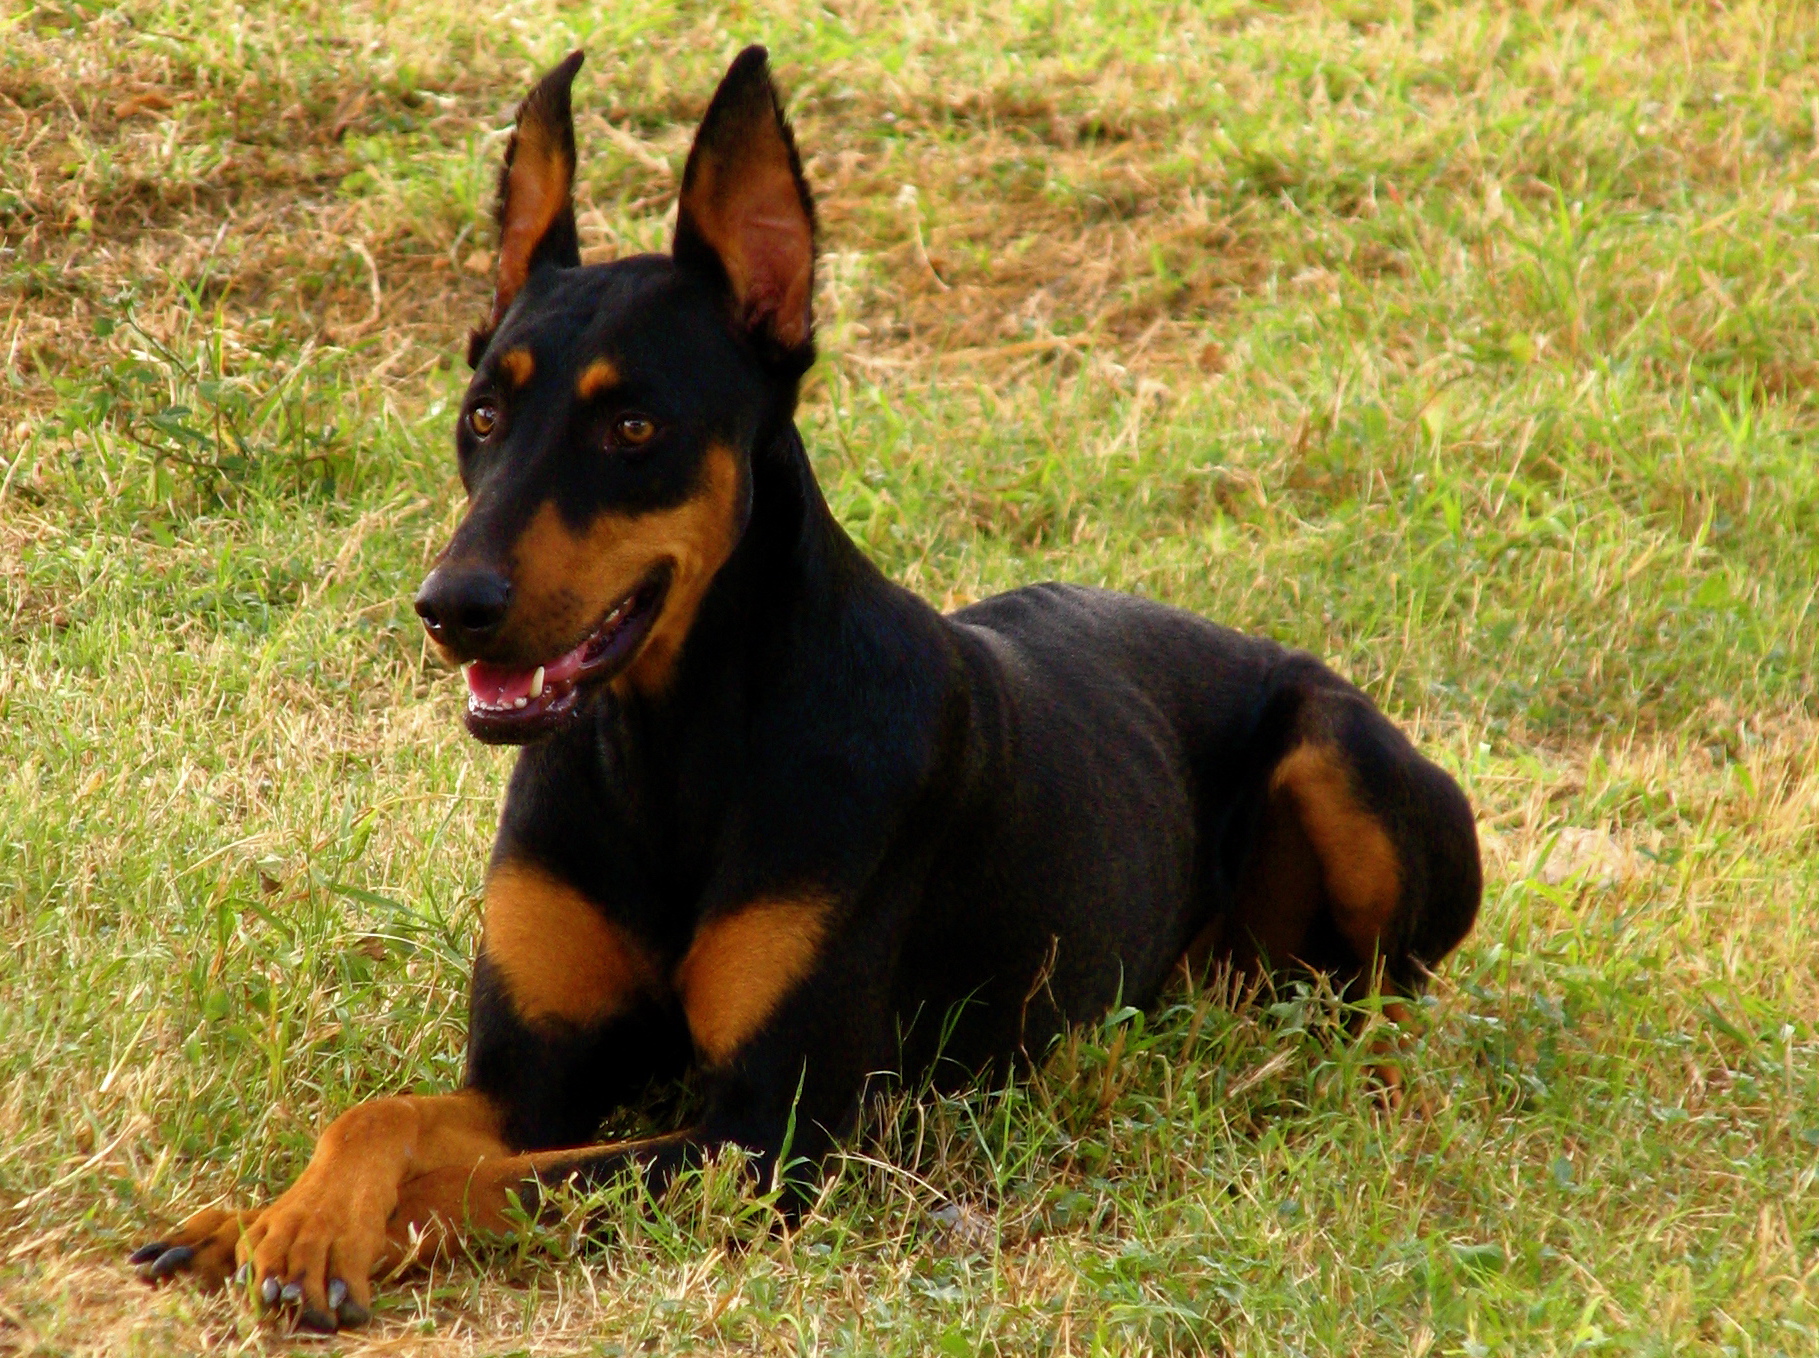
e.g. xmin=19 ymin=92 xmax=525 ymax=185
xmin=1538 ymin=827 xmax=1637 ymax=888
xmin=929 ymin=1202 xmax=995 ymax=1251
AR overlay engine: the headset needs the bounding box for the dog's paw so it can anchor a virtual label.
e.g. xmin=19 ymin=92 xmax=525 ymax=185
xmin=130 ymin=1206 xmax=250 ymax=1290
xmin=234 ymin=1177 xmax=392 ymax=1332
xmin=132 ymin=1201 xmax=373 ymax=1332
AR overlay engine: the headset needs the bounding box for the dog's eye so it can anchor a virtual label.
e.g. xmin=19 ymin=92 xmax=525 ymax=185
xmin=613 ymin=414 xmax=657 ymax=448
xmin=466 ymin=403 xmax=499 ymax=439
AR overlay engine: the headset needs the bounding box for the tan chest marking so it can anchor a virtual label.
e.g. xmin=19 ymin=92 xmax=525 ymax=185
xmin=675 ymin=897 xmax=830 ymax=1065
xmin=1269 ymin=744 xmax=1402 ymax=959
xmin=483 ymin=862 xmax=660 ymax=1026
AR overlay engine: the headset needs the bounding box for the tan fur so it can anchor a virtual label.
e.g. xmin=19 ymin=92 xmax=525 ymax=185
xmin=483 ymin=861 xmax=659 ymax=1025
xmin=233 ymin=1090 xmax=508 ymax=1317
xmin=676 ymin=898 xmax=830 ymax=1065
xmin=508 ymin=442 xmax=742 ymax=692
xmin=155 ymin=1099 xmax=693 ymax=1306
xmin=681 ymin=144 xmax=813 ymax=348
xmin=390 ymin=1130 xmax=693 ymax=1251
xmin=498 ymin=347 xmax=535 ymax=389
xmin=1269 ymin=744 xmax=1403 ymax=960
xmin=575 ymin=357 xmax=619 ymax=400
xmin=493 ymin=116 xmax=571 ymax=325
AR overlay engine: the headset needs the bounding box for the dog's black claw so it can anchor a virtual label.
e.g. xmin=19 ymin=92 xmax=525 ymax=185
xmin=233 ymin=1262 xmax=252 ymax=1287
xmin=128 ymin=1241 xmax=168 ymax=1266
xmin=146 ymin=1245 xmax=195 ymax=1280
xmin=326 ymin=1278 xmax=348 ymax=1311
xmin=260 ymin=1274 xmax=281 ymax=1307
xmin=279 ymin=1280 xmax=303 ymax=1306
xmin=336 ymin=1297 xmax=371 ymax=1328
xmin=298 ymin=1305 xmax=338 ymax=1333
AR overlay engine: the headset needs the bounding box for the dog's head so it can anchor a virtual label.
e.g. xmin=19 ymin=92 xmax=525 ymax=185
xmin=414 ymin=47 xmax=816 ymax=743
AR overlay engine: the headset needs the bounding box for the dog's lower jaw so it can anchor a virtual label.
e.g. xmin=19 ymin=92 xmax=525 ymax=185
xmin=463 ymin=680 xmax=591 ymax=745
xmin=459 ymin=569 xmax=670 ymax=744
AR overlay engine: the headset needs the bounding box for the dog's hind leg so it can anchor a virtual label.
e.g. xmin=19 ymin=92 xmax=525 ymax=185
xmin=1195 ymin=665 xmax=1482 ymax=1083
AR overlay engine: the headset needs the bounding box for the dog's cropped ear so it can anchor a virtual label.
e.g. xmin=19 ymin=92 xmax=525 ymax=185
xmin=472 ymin=50 xmax=584 ymax=362
xmin=673 ymin=46 xmax=817 ymax=368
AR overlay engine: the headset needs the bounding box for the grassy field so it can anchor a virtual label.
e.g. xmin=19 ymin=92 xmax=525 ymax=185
xmin=3 ymin=0 xmax=1818 ymax=1351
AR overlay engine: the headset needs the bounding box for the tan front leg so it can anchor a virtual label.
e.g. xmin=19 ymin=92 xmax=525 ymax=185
xmin=135 ymin=1090 xmax=508 ymax=1329
xmin=232 ymin=1090 xmax=507 ymax=1326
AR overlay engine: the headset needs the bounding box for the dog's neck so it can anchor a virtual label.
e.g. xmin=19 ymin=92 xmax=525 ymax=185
xmin=586 ymin=412 xmax=888 ymax=884
xmin=691 ymin=409 xmax=882 ymax=692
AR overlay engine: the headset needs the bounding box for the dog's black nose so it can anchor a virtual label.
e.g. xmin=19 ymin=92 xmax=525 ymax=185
xmin=415 ymin=566 xmax=512 ymax=653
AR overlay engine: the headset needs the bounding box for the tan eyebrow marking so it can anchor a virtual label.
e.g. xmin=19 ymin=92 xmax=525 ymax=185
xmin=576 ymin=357 xmax=619 ymax=401
xmin=498 ymin=348 xmax=535 ymax=389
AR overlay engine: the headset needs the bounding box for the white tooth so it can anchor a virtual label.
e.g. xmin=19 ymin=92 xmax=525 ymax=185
xmin=530 ymin=666 xmax=545 ymax=698
xmin=514 ymin=696 xmax=528 ymax=709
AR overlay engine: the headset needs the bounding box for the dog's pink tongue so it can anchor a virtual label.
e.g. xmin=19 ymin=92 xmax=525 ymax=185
xmin=466 ymin=661 xmax=538 ymax=708
xmin=464 ymin=644 xmax=589 ymax=708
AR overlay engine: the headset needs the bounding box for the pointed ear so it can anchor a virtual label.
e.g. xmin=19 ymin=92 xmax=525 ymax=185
xmin=483 ymin=50 xmax=584 ymax=340
xmin=673 ymin=46 xmax=817 ymax=365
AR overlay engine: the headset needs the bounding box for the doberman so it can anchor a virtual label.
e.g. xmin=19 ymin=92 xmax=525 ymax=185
xmin=132 ymin=47 xmax=1481 ymax=1331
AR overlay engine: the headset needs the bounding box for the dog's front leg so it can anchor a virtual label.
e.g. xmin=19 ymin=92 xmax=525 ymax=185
xmin=317 ymin=885 xmax=897 ymax=1284
xmin=134 ymin=858 xmax=688 ymax=1329
xmin=671 ymin=892 xmax=898 ymax=1197
xmin=129 ymin=1089 xmax=509 ymax=1329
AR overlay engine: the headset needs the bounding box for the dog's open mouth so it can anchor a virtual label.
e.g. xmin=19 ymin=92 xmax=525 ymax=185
xmin=462 ymin=568 xmax=669 ymax=743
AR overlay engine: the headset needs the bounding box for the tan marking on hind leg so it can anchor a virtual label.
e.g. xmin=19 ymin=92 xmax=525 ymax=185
xmin=1269 ymin=743 xmax=1402 ymax=963
xmin=1362 ymin=994 xmax=1425 ymax=1112
xmin=1271 ymin=744 xmax=1421 ymax=1106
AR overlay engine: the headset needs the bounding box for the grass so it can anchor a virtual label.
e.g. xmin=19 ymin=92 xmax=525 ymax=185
xmin=2 ymin=0 xmax=1818 ymax=1351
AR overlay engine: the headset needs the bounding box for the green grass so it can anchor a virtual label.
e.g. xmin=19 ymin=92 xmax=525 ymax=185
xmin=3 ymin=0 xmax=1818 ymax=1352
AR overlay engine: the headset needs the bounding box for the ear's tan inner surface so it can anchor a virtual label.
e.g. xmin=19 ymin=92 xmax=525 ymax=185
xmin=682 ymin=139 xmax=813 ymax=348
xmin=493 ymin=116 xmax=572 ymax=324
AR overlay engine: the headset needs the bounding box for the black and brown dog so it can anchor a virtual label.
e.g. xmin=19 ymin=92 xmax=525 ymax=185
xmin=132 ymin=48 xmax=1480 ymax=1331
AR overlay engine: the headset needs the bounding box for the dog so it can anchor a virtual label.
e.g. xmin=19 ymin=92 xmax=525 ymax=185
xmin=131 ymin=47 xmax=1481 ymax=1331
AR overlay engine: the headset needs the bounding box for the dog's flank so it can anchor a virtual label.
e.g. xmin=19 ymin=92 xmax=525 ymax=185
xmin=133 ymin=45 xmax=1481 ymax=1332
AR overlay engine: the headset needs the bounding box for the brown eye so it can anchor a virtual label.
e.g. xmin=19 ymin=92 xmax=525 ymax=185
xmin=614 ymin=414 xmax=657 ymax=447
xmin=466 ymin=403 xmax=498 ymax=439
